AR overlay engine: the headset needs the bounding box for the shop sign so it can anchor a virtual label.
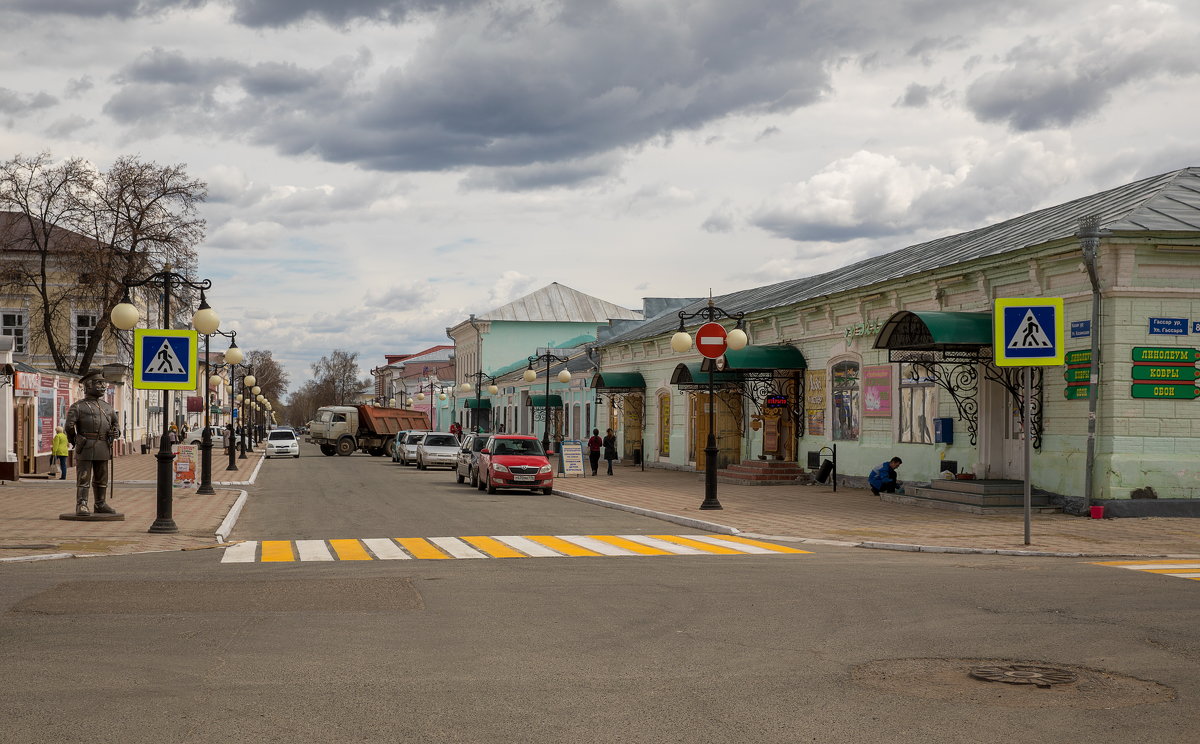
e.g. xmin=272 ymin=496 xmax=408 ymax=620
xmin=1131 ymin=347 xmax=1199 ymax=363
xmin=843 ymin=319 xmax=883 ymax=341
xmin=764 ymin=395 xmax=788 ymax=408
xmin=1065 ymin=349 xmax=1092 ymax=365
xmin=1148 ymin=317 xmax=1189 ymax=335
xmin=1064 ymin=385 xmax=1090 ymax=400
xmin=1064 ymin=367 xmax=1091 ymax=383
xmin=1130 ymin=383 xmax=1199 ymax=400
xmin=1131 ymin=366 xmax=1198 ymax=382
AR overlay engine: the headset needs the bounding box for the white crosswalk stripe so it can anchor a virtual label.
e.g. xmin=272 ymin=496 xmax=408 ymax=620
xmin=296 ymin=540 xmax=334 ymax=561
xmin=428 ymin=537 xmax=487 ymax=559
xmin=362 ymin=538 xmax=411 ymax=560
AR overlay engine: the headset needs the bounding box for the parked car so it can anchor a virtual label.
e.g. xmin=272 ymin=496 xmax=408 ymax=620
xmin=390 ymin=430 xmax=411 ymax=462
xmin=476 ymin=434 xmax=553 ymax=494
xmin=415 ymin=432 xmax=460 ymax=470
xmin=455 ymin=432 xmax=490 ymax=486
xmin=397 ymin=430 xmax=429 ymax=466
xmin=184 ymin=426 xmax=226 ymax=446
xmin=265 ymin=428 xmax=300 ymax=458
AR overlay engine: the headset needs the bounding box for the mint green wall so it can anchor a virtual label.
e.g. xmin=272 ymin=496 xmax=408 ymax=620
xmin=482 ymin=321 xmax=598 ymax=376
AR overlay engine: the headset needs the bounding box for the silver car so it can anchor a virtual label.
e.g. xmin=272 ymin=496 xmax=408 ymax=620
xmin=398 ymin=431 xmax=428 ymax=466
xmin=416 ymin=432 xmax=460 ymax=470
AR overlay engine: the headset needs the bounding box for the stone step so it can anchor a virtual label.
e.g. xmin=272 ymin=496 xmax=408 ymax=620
xmin=717 ymin=470 xmax=801 ymax=481
xmin=881 ymin=491 xmax=1062 ymax=515
xmin=716 ymin=475 xmax=805 ymax=486
xmin=911 ymin=485 xmax=1055 ymax=508
xmin=725 ymin=463 xmax=805 ymax=475
xmin=930 ymin=478 xmax=1026 ymax=495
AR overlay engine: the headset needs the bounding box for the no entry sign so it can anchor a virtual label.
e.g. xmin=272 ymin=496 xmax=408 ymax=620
xmin=695 ymin=322 xmax=728 ymax=359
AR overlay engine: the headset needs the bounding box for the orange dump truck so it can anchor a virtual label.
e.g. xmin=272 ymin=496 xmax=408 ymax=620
xmin=307 ymin=405 xmax=431 ymax=457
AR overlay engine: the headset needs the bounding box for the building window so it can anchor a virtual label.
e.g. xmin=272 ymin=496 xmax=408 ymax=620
xmin=831 ymin=360 xmax=860 ymax=441
xmin=899 ymin=363 xmax=936 ymax=444
xmin=76 ymin=313 xmax=97 ymax=353
xmin=2 ymin=312 xmax=26 ymax=353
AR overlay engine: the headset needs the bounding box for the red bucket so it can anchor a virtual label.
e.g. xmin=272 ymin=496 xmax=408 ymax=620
xmin=1090 ymin=505 xmax=1105 ymax=519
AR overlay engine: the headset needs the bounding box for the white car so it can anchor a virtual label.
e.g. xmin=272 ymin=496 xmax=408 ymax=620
xmin=266 ymin=429 xmax=300 ymax=458
xmin=184 ymin=426 xmax=226 ymax=446
xmin=398 ymin=431 xmax=428 ymax=466
xmin=415 ymin=432 xmax=460 ymax=470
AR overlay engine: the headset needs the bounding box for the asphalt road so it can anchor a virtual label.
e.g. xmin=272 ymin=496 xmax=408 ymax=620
xmin=1 ymin=443 xmax=1197 ymax=743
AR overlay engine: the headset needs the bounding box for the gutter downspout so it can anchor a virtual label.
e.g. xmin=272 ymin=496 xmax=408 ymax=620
xmin=1077 ymin=215 xmax=1105 ymax=515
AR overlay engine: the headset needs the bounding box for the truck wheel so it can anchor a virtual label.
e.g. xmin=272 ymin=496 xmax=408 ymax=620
xmin=336 ymin=438 xmax=355 ymax=456
xmin=320 ymin=444 xmax=336 ymax=456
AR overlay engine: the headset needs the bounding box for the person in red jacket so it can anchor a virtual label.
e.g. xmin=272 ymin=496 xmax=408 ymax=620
xmin=587 ymin=428 xmax=603 ymax=476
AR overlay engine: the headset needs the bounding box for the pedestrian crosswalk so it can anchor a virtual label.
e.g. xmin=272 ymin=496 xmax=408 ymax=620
xmin=1090 ymin=560 xmax=1200 ymax=581
xmin=221 ymin=534 xmax=811 ymax=563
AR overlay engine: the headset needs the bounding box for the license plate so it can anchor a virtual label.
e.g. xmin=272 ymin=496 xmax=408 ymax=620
xmin=513 ymin=475 xmax=535 ymax=482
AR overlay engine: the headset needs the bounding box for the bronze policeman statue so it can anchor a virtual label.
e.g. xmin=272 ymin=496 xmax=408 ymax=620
xmin=64 ymin=370 xmax=121 ymax=516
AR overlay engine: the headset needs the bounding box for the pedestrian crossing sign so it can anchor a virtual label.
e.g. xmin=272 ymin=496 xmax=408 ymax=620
xmin=993 ymin=297 xmax=1064 ymax=367
xmin=133 ymin=329 xmax=198 ymax=390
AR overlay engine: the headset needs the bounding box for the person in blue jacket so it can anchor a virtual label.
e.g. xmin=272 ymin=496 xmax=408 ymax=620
xmin=868 ymin=457 xmax=903 ymax=495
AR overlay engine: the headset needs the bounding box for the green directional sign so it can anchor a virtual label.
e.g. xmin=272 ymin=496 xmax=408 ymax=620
xmin=1131 ymin=365 xmax=1199 ymax=382
xmin=1130 ymin=383 xmax=1200 ymax=400
xmin=1065 ymin=349 xmax=1092 ymax=365
xmin=1064 ymin=384 xmax=1090 ymax=400
xmin=1131 ymin=347 xmax=1199 ymax=364
xmin=1064 ymin=367 xmax=1091 ymax=383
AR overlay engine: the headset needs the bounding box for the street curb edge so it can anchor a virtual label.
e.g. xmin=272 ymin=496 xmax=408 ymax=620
xmin=215 ymin=490 xmax=249 ymax=543
xmin=552 ymin=489 xmax=740 ymax=535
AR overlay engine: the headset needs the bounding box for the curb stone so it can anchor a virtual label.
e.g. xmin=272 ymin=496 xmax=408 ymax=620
xmin=553 ymin=489 xmax=740 ymax=535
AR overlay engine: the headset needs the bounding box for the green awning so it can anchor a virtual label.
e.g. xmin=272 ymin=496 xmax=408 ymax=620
xmin=527 ymin=394 xmax=563 ymax=407
xmin=874 ymin=311 xmax=993 ymax=351
xmin=464 ymin=398 xmax=492 ymax=409
xmin=701 ymin=344 xmax=806 ymax=373
xmin=590 ymin=371 xmax=646 ymax=391
xmin=670 ymin=363 xmax=741 ymax=388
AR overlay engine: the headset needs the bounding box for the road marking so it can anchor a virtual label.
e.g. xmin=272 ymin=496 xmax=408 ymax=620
xmin=221 ymin=535 xmax=814 ymax=563
xmin=1091 ymin=560 xmax=1200 ymax=582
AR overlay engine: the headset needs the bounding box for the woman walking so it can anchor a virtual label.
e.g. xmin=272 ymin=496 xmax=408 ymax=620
xmin=52 ymin=425 xmax=70 ymax=480
xmin=603 ymin=428 xmax=618 ymax=475
xmin=587 ymin=429 xmax=602 ymax=476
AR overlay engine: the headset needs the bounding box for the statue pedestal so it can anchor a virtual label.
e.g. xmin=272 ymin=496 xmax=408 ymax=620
xmin=59 ymin=512 xmax=125 ymax=522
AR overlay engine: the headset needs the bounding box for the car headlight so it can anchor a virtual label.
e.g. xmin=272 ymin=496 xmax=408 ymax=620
xmin=538 ymin=465 xmax=552 ymax=473
xmin=492 ymin=463 xmax=509 ymax=473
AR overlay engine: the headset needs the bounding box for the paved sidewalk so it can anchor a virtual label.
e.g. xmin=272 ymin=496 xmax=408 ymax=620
xmin=1 ymin=448 xmax=262 ymax=561
xmin=555 ymin=465 xmax=1200 ymax=557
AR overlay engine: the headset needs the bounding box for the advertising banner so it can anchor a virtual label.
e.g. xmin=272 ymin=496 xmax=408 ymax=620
xmin=560 ymin=440 xmax=585 ymax=476
xmin=173 ymin=444 xmax=198 ymax=486
xmin=863 ymin=365 xmax=893 ymax=417
xmin=805 ymin=370 xmax=826 ymax=436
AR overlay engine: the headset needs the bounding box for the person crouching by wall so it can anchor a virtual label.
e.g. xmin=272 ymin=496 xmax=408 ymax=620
xmin=868 ymin=457 xmax=902 ymax=496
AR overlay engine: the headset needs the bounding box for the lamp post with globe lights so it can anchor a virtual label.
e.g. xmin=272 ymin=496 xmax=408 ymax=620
xmin=208 ymin=337 xmax=247 ymax=471
xmin=414 ymin=375 xmax=449 ymax=430
xmin=458 ymin=372 xmax=498 ymax=434
xmin=109 ymin=269 xmax=215 ymax=534
xmin=197 ymin=326 xmax=240 ymax=495
xmin=670 ymin=298 xmax=748 ymax=511
xmin=524 ymin=349 xmax=571 ymax=454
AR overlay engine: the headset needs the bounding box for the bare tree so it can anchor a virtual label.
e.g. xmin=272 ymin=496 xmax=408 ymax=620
xmin=0 ymin=151 xmax=207 ymax=374
xmin=245 ymin=349 xmax=289 ymax=404
xmin=311 ymin=350 xmax=369 ymax=405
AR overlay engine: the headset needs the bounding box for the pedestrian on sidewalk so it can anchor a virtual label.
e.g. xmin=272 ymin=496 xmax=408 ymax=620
xmin=52 ymin=426 xmax=70 ymax=480
xmin=603 ymin=428 xmax=618 ymax=475
xmin=868 ymin=457 xmax=902 ymax=496
xmin=587 ymin=428 xmax=602 ymax=475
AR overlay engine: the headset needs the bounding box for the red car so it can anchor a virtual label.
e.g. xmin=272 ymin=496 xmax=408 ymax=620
xmin=476 ymin=434 xmax=554 ymax=494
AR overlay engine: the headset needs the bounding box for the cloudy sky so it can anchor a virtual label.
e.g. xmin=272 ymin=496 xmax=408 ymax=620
xmin=3 ymin=0 xmax=1199 ymax=389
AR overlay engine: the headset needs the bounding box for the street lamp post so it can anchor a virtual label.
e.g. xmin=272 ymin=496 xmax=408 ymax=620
xmin=197 ymin=326 xmax=239 ymax=495
xmin=670 ymin=298 xmax=749 ymax=511
xmin=110 ymin=268 xmax=214 ymax=534
xmin=458 ymin=372 xmax=498 ymax=433
xmin=524 ymin=349 xmax=571 ymax=453
xmin=238 ymin=367 xmax=255 ymax=458
xmin=211 ymin=340 xmax=248 ymax=471
xmin=415 ymin=375 xmax=449 ymax=429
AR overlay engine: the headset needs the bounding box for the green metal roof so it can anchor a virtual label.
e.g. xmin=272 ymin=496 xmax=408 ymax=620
xmin=874 ymin=311 xmax=993 ymax=350
xmin=704 ymin=344 xmax=806 ymax=372
xmin=527 ymin=394 xmax=563 ymax=407
xmin=464 ymin=398 xmax=492 ymax=409
xmin=591 ymin=371 xmax=646 ymax=390
xmin=670 ymin=363 xmax=742 ymax=387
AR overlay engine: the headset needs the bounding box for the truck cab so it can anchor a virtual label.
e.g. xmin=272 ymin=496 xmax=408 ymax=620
xmin=308 ymin=405 xmax=359 ymax=456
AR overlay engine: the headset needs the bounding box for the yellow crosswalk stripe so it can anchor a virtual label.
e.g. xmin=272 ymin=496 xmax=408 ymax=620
xmin=260 ymin=540 xmax=294 ymax=562
xmin=587 ymin=535 xmax=674 ymax=555
xmin=460 ymin=536 xmax=527 ymax=558
xmin=713 ymin=535 xmax=812 ymax=554
xmin=396 ymin=538 xmax=451 ymax=559
xmin=526 ymin=535 xmax=603 ymax=557
xmin=329 ymin=539 xmax=373 ymax=561
xmin=1090 ymin=560 xmax=1200 ymax=582
xmin=649 ymin=535 xmax=746 ymax=554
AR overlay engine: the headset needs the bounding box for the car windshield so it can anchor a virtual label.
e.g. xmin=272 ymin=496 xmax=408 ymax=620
xmin=268 ymin=431 xmax=295 ymax=441
xmin=490 ymin=439 xmax=545 ymax=456
xmin=406 ymin=433 xmax=425 ymax=444
xmin=424 ymin=435 xmax=457 ymax=447
xmin=471 ymin=437 xmax=488 ymax=452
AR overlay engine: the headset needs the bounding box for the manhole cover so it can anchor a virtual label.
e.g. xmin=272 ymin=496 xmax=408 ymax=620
xmin=852 ymin=658 xmax=1175 ymax=709
xmin=969 ymin=664 xmax=1078 ymax=688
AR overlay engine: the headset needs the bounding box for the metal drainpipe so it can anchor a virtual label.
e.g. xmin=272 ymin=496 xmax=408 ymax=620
xmin=1078 ymin=215 xmax=1104 ymax=515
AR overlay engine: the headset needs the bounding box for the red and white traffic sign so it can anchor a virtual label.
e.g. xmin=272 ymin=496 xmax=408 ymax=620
xmin=695 ymin=322 xmax=728 ymax=359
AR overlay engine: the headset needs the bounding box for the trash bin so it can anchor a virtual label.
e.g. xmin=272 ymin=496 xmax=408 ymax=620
xmin=816 ymin=459 xmax=833 ymax=484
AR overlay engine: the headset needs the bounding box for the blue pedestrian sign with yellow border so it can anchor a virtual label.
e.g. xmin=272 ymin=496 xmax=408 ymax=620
xmin=133 ymin=329 xmax=198 ymax=390
xmin=993 ymin=298 xmax=1065 ymax=367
